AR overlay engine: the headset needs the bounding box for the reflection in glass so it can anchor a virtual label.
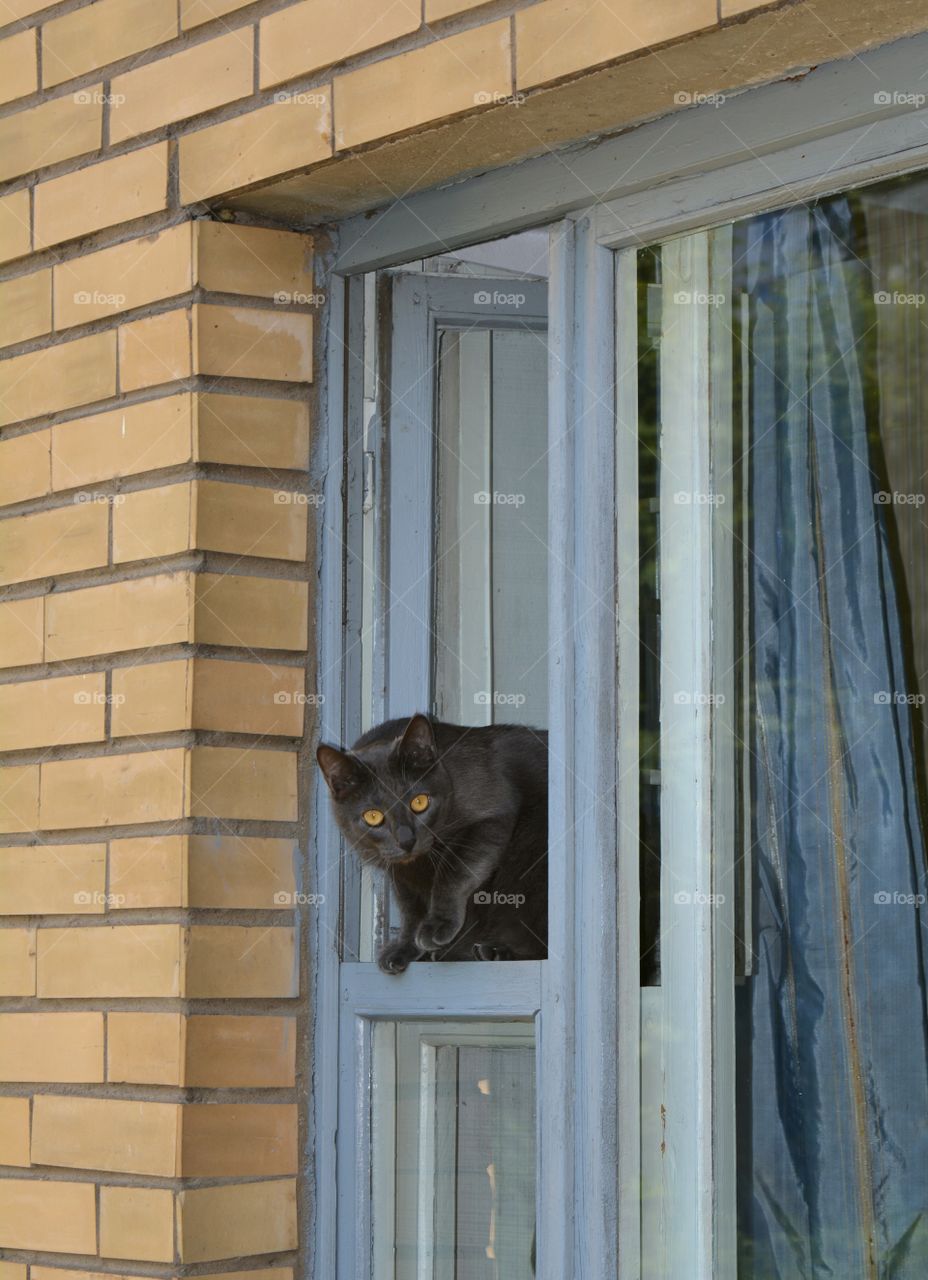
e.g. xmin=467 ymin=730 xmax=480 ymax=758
xmin=373 ymin=1021 xmax=536 ymax=1280
xmin=434 ymin=328 xmax=549 ymax=728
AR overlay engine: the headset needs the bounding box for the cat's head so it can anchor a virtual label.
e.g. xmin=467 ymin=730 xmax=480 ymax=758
xmin=316 ymin=714 xmax=449 ymax=866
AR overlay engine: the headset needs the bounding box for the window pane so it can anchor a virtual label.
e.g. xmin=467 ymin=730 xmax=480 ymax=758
xmin=372 ymin=1020 xmax=536 ymax=1280
xmin=714 ymin=174 xmax=928 ymax=1276
xmin=434 ymin=327 xmax=549 ymax=727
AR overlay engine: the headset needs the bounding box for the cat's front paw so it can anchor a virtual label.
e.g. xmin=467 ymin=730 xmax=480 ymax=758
xmin=415 ymin=915 xmax=462 ymax=952
xmin=377 ymin=940 xmax=420 ymax=975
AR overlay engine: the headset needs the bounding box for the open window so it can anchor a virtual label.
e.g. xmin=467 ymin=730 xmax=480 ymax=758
xmin=314 ymin=58 xmax=928 ymax=1279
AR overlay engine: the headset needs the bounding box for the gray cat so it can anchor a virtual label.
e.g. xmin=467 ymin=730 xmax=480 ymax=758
xmin=317 ymin=713 xmax=548 ymax=973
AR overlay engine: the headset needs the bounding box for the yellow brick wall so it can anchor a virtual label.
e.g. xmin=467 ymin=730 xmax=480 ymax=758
xmin=2 ymin=0 xmax=928 ymax=1273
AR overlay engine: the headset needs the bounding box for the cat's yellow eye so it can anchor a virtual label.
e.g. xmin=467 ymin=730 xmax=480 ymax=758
xmin=362 ymin=809 xmax=385 ymax=827
xmin=410 ymin=793 xmax=430 ymax=813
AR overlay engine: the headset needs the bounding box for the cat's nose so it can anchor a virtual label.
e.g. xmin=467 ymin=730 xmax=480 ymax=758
xmin=395 ymin=825 xmax=416 ymax=852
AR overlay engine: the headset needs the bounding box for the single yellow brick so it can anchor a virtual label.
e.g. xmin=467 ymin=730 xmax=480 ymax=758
xmin=0 ymin=1178 xmax=96 ymax=1253
xmin=195 ymin=573 xmax=308 ymax=650
xmin=52 ymin=395 xmax=193 ymax=491
xmin=516 ymin=0 xmax=717 ymax=89
xmin=259 ymin=0 xmax=419 ymax=88
xmin=195 ymin=393 xmax=309 ymax=470
xmin=119 ymin=307 xmax=192 ymax=393
xmin=39 ymin=748 xmax=189 ymax=830
xmin=0 ymin=596 xmax=44 ymax=666
xmin=0 ymin=90 xmax=102 ymax=183
xmin=0 ymin=674 xmax=106 ymax=751
xmin=188 ymin=746 xmax=298 ymax=821
xmin=0 ymin=1096 xmax=30 ymax=1166
xmin=188 ymin=833 xmax=298 ymax=907
xmin=34 ymin=143 xmax=168 ymax=249
xmin=99 ymin=1184 xmax=175 ymax=1262
xmin=0 ymin=767 xmax=40 ymax=836
xmin=0 ymin=329 xmax=116 ymax=426
xmin=109 ymin=834 xmax=187 ymax=908
xmin=0 ymin=843 xmax=107 ymax=914
xmin=194 ymin=303 xmax=313 ymax=381
xmin=0 ymin=29 xmax=37 ymax=105
xmin=186 ymin=925 xmax=297 ymax=997
xmin=112 ymin=481 xmax=194 ymax=563
xmin=112 ymin=657 xmax=304 ymax=738
xmin=54 ymin=223 xmax=192 ymax=329
xmin=45 ymin=571 xmax=194 ymax=660
xmin=196 ymin=478 xmax=308 ymax=560
xmin=0 ymin=500 xmax=108 ymax=586
xmin=111 ymin=662 xmax=192 ymax=739
xmin=0 ymin=1262 xmax=26 ymax=1280
xmin=42 ymin=0 xmax=178 ymax=88
xmin=0 ymin=428 xmax=51 ymax=506
xmin=191 ymin=660 xmax=305 ymax=736
xmin=178 ymin=1178 xmax=297 ymax=1262
xmin=196 ymin=221 xmax=314 ymax=299
xmin=182 ymin=1103 xmax=298 ymax=1176
xmin=107 ymin=1011 xmax=184 ymax=1085
xmin=0 ymin=1012 xmax=104 ymax=1082
xmin=0 ymin=188 xmax=31 ymax=264
xmin=185 ymin=1014 xmax=296 ymax=1087
xmin=37 ymin=923 xmax=183 ymax=997
xmin=111 ymin=31 xmax=253 ymax=143
xmin=334 ymin=22 xmax=511 ymax=150
xmin=182 ymin=0 xmax=254 ymax=26
xmin=0 ymin=268 xmax=51 ymax=348
xmin=179 ymin=94 xmax=332 ymax=203
xmin=32 ymin=1095 xmax=180 ymax=1176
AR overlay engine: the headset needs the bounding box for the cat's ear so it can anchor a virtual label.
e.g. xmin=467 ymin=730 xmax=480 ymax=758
xmin=316 ymin=744 xmax=362 ymax=799
xmin=396 ymin=714 xmax=438 ymax=768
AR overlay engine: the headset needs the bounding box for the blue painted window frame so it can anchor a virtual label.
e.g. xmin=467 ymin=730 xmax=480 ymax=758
xmin=309 ymin=33 xmax=928 ymax=1280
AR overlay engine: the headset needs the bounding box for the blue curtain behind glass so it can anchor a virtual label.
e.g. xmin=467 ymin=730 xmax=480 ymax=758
xmin=735 ymin=198 xmax=928 ymax=1278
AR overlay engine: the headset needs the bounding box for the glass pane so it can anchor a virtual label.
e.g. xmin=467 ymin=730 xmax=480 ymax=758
xmin=694 ymin=173 xmax=928 ymax=1276
xmin=373 ymin=1020 xmax=536 ymax=1280
xmin=434 ymin=327 xmax=549 ymax=727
